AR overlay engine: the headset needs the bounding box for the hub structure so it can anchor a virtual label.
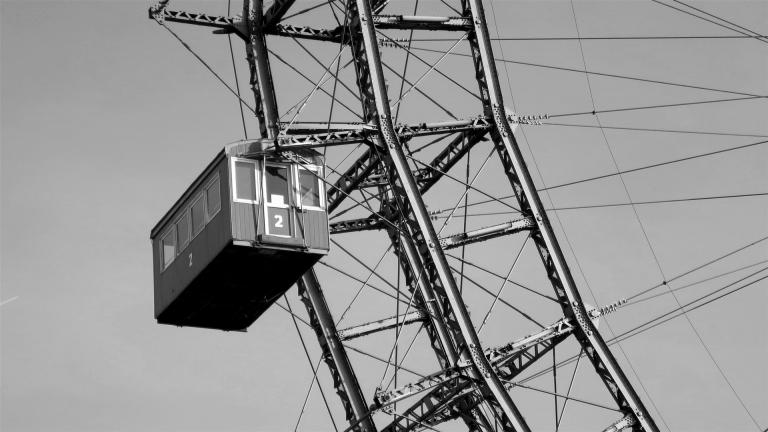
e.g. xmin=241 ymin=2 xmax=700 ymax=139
xmin=149 ymin=1 xmax=661 ymax=431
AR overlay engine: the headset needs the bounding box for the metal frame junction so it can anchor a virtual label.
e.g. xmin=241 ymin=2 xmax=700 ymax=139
xmin=149 ymin=1 xmax=661 ymax=431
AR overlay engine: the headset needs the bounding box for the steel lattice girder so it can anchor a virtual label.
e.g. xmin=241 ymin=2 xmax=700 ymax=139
xmin=332 ymin=1 xmax=488 ymax=429
xmin=461 ymin=0 xmax=660 ymax=429
xmin=250 ymin=0 xmax=377 ymax=429
xmin=342 ymin=0 xmax=464 ymax=377
xmin=146 ymin=0 xmax=664 ymax=429
xmin=350 ymin=0 xmax=533 ymax=429
xmin=329 ymin=129 xmax=488 ymax=234
xmin=340 ymin=0 xmax=511 ymax=429
xmin=149 ymin=7 xmax=343 ymax=42
xmin=375 ymin=315 xmax=578 ymax=410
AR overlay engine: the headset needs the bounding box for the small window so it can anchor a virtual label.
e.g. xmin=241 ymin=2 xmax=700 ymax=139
xmin=191 ymin=194 xmax=205 ymax=236
xmin=176 ymin=213 xmax=191 ymax=252
xmin=206 ymin=176 xmax=221 ymax=218
xmin=265 ymin=164 xmax=290 ymax=205
xmin=234 ymin=160 xmax=258 ymax=203
xmin=161 ymin=228 xmax=177 ymax=269
xmin=298 ymin=167 xmax=323 ymax=209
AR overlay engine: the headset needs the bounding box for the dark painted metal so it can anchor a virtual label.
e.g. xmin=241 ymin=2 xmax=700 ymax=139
xmin=263 ymin=0 xmax=296 ymax=27
xmin=343 ymin=0 xmax=462 ymax=376
xmin=463 ymin=0 xmax=659 ymax=429
xmin=297 ymin=270 xmax=378 ymax=432
xmin=439 ymin=218 xmax=535 ymax=250
xmin=352 ymin=0 xmax=529 ymax=429
xmin=148 ymin=0 xmax=662 ymax=429
xmin=245 ymin=0 xmax=280 ymax=139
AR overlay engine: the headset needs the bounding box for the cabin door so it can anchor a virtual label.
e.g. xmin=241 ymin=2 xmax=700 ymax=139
xmin=264 ymin=163 xmax=295 ymax=237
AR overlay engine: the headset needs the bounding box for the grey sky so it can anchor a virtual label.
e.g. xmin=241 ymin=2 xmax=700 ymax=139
xmin=2 ymin=0 xmax=767 ymax=431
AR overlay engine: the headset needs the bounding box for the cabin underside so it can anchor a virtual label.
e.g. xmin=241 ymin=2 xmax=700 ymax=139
xmin=156 ymin=243 xmax=322 ymax=331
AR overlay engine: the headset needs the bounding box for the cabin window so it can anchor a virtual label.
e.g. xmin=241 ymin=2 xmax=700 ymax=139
xmin=206 ymin=176 xmax=221 ymax=218
xmin=191 ymin=194 xmax=205 ymax=237
xmin=176 ymin=213 xmax=191 ymax=252
xmin=234 ymin=160 xmax=259 ymax=203
xmin=265 ymin=164 xmax=290 ymax=205
xmin=161 ymin=229 xmax=176 ymax=269
xmin=298 ymin=166 xmax=323 ymax=209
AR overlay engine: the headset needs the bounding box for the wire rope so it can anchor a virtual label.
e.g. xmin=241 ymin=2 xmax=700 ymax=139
xmin=548 ymin=95 xmax=763 ymax=118
xmin=664 ymin=0 xmax=768 ymax=43
xmin=227 ymin=0 xmax=248 ymax=139
xmin=409 ymin=35 xmax=768 ymax=42
xmin=519 ymin=266 xmax=768 ymax=385
xmin=407 ymin=46 xmax=766 ymax=98
xmin=626 ymin=258 xmax=768 ymax=307
xmin=567 ymin=4 xmax=671 ymax=425
xmin=542 ymin=121 xmax=768 ymax=138
xmin=284 ymin=296 xmax=340 ymax=432
xmin=544 ymin=139 xmax=768 ymax=191
xmin=154 ymin=20 xmax=257 ymax=114
xmin=649 ymin=0 xmax=768 ymax=46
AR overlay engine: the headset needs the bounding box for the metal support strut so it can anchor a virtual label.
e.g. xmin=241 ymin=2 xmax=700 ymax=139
xmin=353 ymin=0 xmax=531 ymax=430
xmin=297 ymin=271 xmax=377 ymax=432
xmin=463 ymin=0 xmax=659 ymax=429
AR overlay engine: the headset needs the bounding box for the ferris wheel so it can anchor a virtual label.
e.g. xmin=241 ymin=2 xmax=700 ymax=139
xmin=147 ymin=1 xmax=768 ymax=431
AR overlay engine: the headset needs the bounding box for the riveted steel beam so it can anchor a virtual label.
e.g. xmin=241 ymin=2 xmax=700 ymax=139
xmin=463 ymin=0 xmax=659 ymax=429
xmin=297 ymin=271 xmax=377 ymax=432
xmin=439 ymin=218 xmax=536 ymax=250
xmin=352 ymin=0 xmax=530 ymax=429
xmin=338 ymin=310 xmax=427 ymax=341
xmin=263 ymin=0 xmax=296 ymax=27
xmin=329 ymin=129 xmax=487 ymax=234
xmin=603 ymin=415 xmax=636 ymax=432
xmin=376 ymin=313 xmax=583 ymax=417
xmin=245 ymin=0 xmax=280 ymax=139
xmin=372 ymin=14 xmax=471 ymax=31
xmin=148 ymin=6 xmax=342 ymax=42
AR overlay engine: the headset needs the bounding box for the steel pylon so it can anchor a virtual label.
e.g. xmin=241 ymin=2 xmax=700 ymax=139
xmin=149 ymin=1 xmax=661 ymax=431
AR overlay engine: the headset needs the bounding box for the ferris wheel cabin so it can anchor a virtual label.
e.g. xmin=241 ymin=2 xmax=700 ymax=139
xmin=150 ymin=140 xmax=329 ymax=331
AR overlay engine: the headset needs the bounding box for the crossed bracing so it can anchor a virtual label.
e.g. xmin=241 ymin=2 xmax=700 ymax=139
xmin=149 ymin=1 xmax=660 ymax=431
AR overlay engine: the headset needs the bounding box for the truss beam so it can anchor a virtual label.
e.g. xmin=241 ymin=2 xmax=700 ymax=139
xmin=149 ymin=7 xmax=474 ymax=44
xmin=353 ymin=2 xmax=531 ymax=426
xmin=297 ymin=271 xmax=377 ymax=432
xmin=149 ymin=6 xmax=342 ymax=42
xmin=463 ymin=0 xmax=659 ymax=429
xmin=376 ymin=312 xmax=586 ymax=414
xmin=603 ymin=415 xmax=636 ymax=432
xmin=329 ymin=129 xmax=487 ymax=234
xmin=245 ymin=0 xmax=280 ymax=139
xmin=277 ymin=117 xmax=492 ymax=151
xmin=384 ymin=331 xmax=562 ymax=432
xmin=372 ymin=14 xmax=471 ymax=31
xmin=350 ymin=0 xmax=525 ymax=428
xmin=338 ymin=310 xmax=427 ymax=341
xmin=344 ymin=0 xmax=464 ymax=398
xmin=439 ymin=218 xmax=536 ymax=250
xmin=149 ymin=0 xmax=662 ymax=429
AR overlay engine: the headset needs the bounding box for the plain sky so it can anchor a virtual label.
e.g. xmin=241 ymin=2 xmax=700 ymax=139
xmin=2 ymin=1 xmax=767 ymax=431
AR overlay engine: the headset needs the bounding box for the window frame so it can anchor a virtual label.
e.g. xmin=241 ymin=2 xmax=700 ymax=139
xmin=263 ymin=162 xmax=292 ymax=208
xmin=231 ymin=158 xmax=261 ymax=204
xmin=190 ymin=192 xmax=206 ymax=240
xmin=174 ymin=211 xmax=191 ymax=254
xmin=160 ymin=227 xmax=177 ymax=271
xmin=296 ymin=164 xmax=325 ymax=211
xmin=263 ymin=162 xmax=294 ymax=238
xmin=205 ymin=174 xmax=222 ymax=220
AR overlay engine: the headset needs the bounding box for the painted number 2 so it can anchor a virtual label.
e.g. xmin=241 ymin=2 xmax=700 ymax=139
xmin=274 ymin=214 xmax=283 ymax=228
